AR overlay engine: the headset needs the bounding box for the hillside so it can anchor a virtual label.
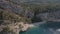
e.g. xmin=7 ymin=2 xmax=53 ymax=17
xmin=0 ymin=0 xmax=60 ymax=22
xmin=0 ymin=0 xmax=60 ymax=34
xmin=9 ymin=0 xmax=60 ymax=4
xmin=0 ymin=11 xmax=31 ymax=34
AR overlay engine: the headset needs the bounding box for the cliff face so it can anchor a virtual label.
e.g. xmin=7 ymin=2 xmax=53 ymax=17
xmin=0 ymin=0 xmax=60 ymax=34
xmin=36 ymin=10 xmax=60 ymax=21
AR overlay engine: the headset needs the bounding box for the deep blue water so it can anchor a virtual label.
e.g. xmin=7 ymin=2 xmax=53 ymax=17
xmin=20 ymin=22 xmax=60 ymax=34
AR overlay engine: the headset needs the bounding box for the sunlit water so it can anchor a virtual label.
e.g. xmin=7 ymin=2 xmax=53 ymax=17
xmin=20 ymin=22 xmax=60 ymax=34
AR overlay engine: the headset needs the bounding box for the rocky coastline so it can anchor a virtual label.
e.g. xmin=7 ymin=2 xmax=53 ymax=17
xmin=0 ymin=21 xmax=34 ymax=34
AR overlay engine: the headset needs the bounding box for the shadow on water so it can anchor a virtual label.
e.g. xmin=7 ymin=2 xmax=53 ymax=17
xmin=40 ymin=21 xmax=60 ymax=30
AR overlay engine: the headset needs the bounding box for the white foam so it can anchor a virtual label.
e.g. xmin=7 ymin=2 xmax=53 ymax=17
xmin=56 ymin=29 xmax=60 ymax=31
xmin=29 ymin=24 xmax=35 ymax=27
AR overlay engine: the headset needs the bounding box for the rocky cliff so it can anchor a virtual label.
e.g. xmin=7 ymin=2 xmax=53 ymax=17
xmin=0 ymin=11 xmax=32 ymax=34
xmin=36 ymin=10 xmax=60 ymax=21
xmin=1 ymin=0 xmax=60 ymax=22
xmin=0 ymin=0 xmax=60 ymax=34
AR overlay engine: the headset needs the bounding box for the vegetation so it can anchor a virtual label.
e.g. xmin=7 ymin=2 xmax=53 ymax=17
xmin=0 ymin=1 xmax=60 ymax=23
xmin=0 ymin=0 xmax=60 ymax=34
xmin=0 ymin=11 xmax=31 ymax=23
xmin=0 ymin=26 xmax=17 ymax=34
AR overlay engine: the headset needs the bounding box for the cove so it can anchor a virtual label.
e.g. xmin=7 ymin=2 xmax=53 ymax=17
xmin=20 ymin=26 xmax=53 ymax=34
xmin=20 ymin=22 xmax=60 ymax=34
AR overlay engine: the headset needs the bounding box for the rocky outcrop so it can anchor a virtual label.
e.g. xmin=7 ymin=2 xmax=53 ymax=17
xmin=0 ymin=21 xmax=33 ymax=34
xmin=7 ymin=22 xmax=30 ymax=34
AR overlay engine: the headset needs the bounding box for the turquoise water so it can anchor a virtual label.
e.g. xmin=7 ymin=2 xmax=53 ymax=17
xmin=21 ymin=27 xmax=42 ymax=34
xmin=20 ymin=22 xmax=60 ymax=34
xmin=20 ymin=26 xmax=53 ymax=34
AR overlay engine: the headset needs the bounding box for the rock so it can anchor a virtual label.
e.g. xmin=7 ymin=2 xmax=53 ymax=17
xmin=0 ymin=22 xmax=31 ymax=34
xmin=36 ymin=11 xmax=60 ymax=22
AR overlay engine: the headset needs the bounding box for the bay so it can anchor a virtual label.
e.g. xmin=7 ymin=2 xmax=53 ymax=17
xmin=20 ymin=22 xmax=60 ymax=34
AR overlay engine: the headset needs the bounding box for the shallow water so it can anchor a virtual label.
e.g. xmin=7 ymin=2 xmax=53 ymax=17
xmin=20 ymin=22 xmax=60 ymax=34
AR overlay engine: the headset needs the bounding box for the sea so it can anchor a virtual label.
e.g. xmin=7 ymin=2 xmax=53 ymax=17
xmin=20 ymin=21 xmax=60 ymax=34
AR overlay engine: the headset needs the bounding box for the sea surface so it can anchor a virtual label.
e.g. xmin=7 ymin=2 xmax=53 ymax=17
xmin=20 ymin=22 xmax=60 ymax=34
